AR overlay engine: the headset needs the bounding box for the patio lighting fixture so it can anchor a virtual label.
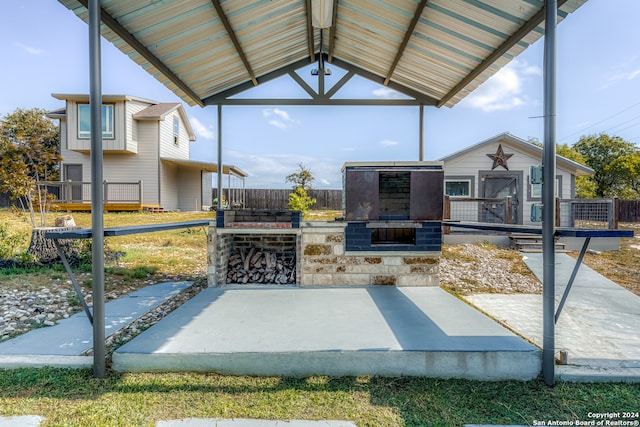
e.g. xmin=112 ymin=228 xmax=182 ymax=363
xmin=311 ymin=0 xmax=333 ymax=28
xmin=310 ymin=0 xmax=333 ymax=76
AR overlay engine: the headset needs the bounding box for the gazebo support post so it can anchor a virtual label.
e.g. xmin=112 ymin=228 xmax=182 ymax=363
xmin=88 ymin=0 xmax=106 ymax=379
xmin=542 ymin=0 xmax=558 ymax=387
xmin=217 ymin=105 xmax=223 ymax=210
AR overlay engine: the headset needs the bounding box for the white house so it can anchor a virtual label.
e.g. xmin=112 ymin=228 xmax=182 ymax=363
xmin=439 ymin=133 xmax=593 ymax=226
xmin=47 ymin=94 xmax=246 ymax=212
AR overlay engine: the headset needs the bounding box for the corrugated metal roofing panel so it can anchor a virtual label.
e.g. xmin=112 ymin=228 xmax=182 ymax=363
xmin=57 ymin=0 xmax=588 ymax=108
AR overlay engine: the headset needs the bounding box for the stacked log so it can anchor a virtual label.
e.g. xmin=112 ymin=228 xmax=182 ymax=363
xmin=227 ymin=247 xmax=295 ymax=284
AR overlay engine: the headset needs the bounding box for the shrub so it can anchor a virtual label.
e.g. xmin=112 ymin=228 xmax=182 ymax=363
xmin=0 ymin=223 xmax=26 ymax=259
xmin=288 ymin=187 xmax=316 ymax=217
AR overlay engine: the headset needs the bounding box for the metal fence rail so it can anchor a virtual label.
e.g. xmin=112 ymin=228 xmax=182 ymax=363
xmin=557 ymin=198 xmax=615 ymax=229
xmin=36 ymin=181 xmax=143 ymax=204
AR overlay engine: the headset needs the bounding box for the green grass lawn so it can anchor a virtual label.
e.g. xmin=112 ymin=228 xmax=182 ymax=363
xmin=0 ymin=369 xmax=638 ymax=426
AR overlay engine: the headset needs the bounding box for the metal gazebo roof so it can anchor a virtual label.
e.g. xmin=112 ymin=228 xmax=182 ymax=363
xmin=58 ymin=0 xmax=586 ymax=107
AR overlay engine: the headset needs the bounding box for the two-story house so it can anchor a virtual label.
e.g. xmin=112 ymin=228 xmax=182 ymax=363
xmin=47 ymin=94 xmax=246 ymax=212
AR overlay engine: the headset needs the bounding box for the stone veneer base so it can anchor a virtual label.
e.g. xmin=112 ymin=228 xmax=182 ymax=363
xmin=208 ymin=222 xmax=440 ymax=287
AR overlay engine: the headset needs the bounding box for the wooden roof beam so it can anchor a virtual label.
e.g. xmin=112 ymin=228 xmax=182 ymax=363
xmin=437 ymin=0 xmax=568 ymax=108
xmin=327 ymin=0 xmax=339 ymax=62
xmin=384 ymin=0 xmax=429 ymax=86
xmin=76 ymin=0 xmax=204 ymax=107
xmin=305 ymin=0 xmax=316 ymax=63
xmin=211 ymin=0 xmax=258 ymax=86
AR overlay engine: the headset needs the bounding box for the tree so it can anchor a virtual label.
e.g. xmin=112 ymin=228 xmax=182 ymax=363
xmin=556 ymin=143 xmax=596 ymax=198
xmin=0 ymin=108 xmax=61 ymax=226
xmin=285 ymin=163 xmax=316 ymax=216
xmin=572 ymin=134 xmax=638 ymax=198
xmin=285 ymin=163 xmax=314 ymax=191
xmin=605 ymin=153 xmax=640 ymax=199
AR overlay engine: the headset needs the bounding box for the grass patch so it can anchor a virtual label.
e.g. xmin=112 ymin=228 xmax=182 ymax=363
xmin=104 ymin=266 xmax=158 ymax=281
xmin=0 ymin=369 xmax=638 ymax=426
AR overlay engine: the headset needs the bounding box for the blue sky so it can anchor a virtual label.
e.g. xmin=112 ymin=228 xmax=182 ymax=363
xmin=2 ymin=0 xmax=640 ymax=189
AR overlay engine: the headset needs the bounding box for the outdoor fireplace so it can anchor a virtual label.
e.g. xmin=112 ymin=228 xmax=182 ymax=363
xmin=342 ymin=162 xmax=444 ymax=251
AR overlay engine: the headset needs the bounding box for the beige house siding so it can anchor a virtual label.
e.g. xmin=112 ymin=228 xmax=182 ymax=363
xmin=59 ymin=117 xmax=160 ymax=204
xmin=65 ymin=100 xmax=128 ymax=152
xmin=177 ymin=168 xmax=203 ymax=211
xmin=159 ymin=111 xmax=190 ymax=160
xmin=160 ymin=161 xmax=179 ymax=211
xmin=101 ymin=120 xmax=160 ymax=205
xmin=59 ymin=118 xmax=68 ymax=153
xmin=124 ymin=99 xmax=152 ymax=153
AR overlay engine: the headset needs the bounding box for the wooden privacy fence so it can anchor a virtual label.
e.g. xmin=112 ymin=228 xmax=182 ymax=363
xmin=213 ymin=188 xmax=342 ymax=210
xmin=617 ymin=199 xmax=640 ymax=222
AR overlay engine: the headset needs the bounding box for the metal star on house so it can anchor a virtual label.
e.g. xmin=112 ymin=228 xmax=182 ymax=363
xmin=487 ymin=144 xmax=514 ymax=170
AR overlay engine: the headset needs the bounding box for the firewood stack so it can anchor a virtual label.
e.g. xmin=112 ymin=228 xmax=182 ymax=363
xmin=227 ymin=247 xmax=295 ymax=284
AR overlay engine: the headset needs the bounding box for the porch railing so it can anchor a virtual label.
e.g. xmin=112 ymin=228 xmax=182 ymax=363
xmin=444 ymin=196 xmax=513 ymax=224
xmin=444 ymin=196 xmax=618 ymax=229
xmin=36 ymin=180 xmax=143 ymax=204
xmin=557 ymin=198 xmax=616 ymax=229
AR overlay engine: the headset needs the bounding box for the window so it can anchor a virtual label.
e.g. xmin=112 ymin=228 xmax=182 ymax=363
xmin=529 ymin=177 xmax=561 ymax=199
xmin=445 ymin=180 xmax=471 ymax=197
xmin=173 ymin=116 xmax=180 ymax=145
xmin=78 ymin=104 xmax=114 ymax=139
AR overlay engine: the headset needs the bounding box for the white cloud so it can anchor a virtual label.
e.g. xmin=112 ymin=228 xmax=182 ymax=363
xmin=372 ymin=87 xmax=404 ymax=99
xmin=13 ymin=42 xmax=45 ymax=55
xmin=191 ymin=117 xmax=216 ymax=140
xmin=600 ymin=54 xmax=640 ymax=89
xmin=380 ymin=139 xmax=399 ymax=147
xmin=320 ymin=179 xmax=331 ymax=186
xmin=267 ymin=119 xmax=287 ymax=130
xmin=460 ymin=59 xmax=536 ymax=112
xmin=262 ymin=108 xmax=299 ymax=130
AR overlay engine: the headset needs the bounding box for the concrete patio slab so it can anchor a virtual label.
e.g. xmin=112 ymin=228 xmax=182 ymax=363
xmin=113 ymin=286 xmax=541 ymax=380
xmin=466 ymin=252 xmax=640 ymax=382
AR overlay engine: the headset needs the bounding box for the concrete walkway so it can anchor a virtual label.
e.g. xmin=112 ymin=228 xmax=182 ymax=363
xmin=113 ymin=286 xmax=540 ymax=380
xmin=466 ymin=252 xmax=640 ymax=382
xmin=0 ymin=281 xmax=193 ymax=368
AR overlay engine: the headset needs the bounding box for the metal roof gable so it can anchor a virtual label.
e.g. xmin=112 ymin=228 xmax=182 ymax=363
xmin=439 ymin=132 xmax=594 ymax=176
xmin=57 ymin=0 xmax=588 ymax=108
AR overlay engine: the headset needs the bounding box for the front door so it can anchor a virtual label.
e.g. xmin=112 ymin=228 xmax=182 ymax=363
xmin=481 ymin=172 xmax=521 ymax=224
xmin=64 ymin=164 xmax=83 ymax=202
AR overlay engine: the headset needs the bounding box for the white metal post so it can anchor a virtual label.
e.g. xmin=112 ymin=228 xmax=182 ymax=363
xmin=542 ymin=0 xmax=558 ymax=387
xmin=88 ymin=0 xmax=106 ymax=378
